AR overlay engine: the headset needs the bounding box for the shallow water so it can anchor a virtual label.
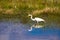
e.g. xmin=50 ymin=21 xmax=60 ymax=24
xmin=0 ymin=19 xmax=60 ymax=40
xmin=0 ymin=13 xmax=60 ymax=40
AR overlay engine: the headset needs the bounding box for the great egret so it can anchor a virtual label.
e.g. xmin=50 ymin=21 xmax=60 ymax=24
xmin=28 ymin=14 xmax=45 ymax=31
xmin=28 ymin=14 xmax=45 ymax=23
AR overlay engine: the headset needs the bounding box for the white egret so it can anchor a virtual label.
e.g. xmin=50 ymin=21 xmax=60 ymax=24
xmin=28 ymin=14 xmax=45 ymax=31
xmin=28 ymin=14 xmax=45 ymax=23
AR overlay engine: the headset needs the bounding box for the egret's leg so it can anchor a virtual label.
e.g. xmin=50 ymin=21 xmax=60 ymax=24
xmin=28 ymin=27 xmax=32 ymax=31
xmin=36 ymin=21 xmax=38 ymax=23
xmin=34 ymin=23 xmax=36 ymax=26
xmin=36 ymin=21 xmax=39 ymax=25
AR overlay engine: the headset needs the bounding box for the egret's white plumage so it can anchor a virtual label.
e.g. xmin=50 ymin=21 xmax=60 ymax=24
xmin=33 ymin=17 xmax=45 ymax=22
xmin=28 ymin=14 xmax=45 ymax=31
xmin=28 ymin=14 xmax=45 ymax=22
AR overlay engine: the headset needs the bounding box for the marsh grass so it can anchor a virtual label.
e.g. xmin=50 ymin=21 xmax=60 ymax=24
xmin=0 ymin=0 xmax=60 ymax=24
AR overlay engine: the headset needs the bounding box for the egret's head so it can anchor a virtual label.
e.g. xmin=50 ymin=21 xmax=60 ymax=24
xmin=28 ymin=14 xmax=32 ymax=17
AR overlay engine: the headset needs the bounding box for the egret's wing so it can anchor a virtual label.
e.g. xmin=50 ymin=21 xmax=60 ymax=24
xmin=35 ymin=18 xmax=45 ymax=22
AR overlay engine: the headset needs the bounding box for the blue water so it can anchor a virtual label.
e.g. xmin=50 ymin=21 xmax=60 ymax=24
xmin=0 ymin=21 xmax=60 ymax=40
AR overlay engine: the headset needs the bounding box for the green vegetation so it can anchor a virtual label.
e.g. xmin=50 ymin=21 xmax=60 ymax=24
xmin=0 ymin=0 xmax=60 ymax=24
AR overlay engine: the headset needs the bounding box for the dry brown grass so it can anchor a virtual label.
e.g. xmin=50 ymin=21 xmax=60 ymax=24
xmin=4 ymin=9 xmax=14 ymax=14
xmin=32 ymin=7 xmax=60 ymax=15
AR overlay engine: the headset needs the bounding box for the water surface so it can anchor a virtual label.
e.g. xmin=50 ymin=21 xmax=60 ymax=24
xmin=0 ymin=13 xmax=60 ymax=40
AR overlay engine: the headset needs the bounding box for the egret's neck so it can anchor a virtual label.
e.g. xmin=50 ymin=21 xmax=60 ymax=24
xmin=30 ymin=15 xmax=33 ymax=19
xmin=30 ymin=15 xmax=35 ymax=21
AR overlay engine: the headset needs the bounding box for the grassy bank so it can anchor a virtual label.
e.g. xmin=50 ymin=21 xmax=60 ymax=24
xmin=0 ymin=0 xmax=60 ymax=24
